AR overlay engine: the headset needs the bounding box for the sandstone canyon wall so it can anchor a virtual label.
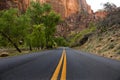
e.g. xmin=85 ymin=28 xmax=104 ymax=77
xmin=0 ymin=0 xmax=30 ymax=13
xmin=95 ymin=11 xmax=107 ymax=19
xmin=38 ymin=0 xmax=93 ymax=18
xmin=0 ymin=0 xmax=92 ymax=18
xmin=0 ymin=0 xmax=94 ymax=37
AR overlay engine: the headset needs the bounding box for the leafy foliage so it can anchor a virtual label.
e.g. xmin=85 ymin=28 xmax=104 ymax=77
xmin=0 ymin=2 xmax=61 ymax=52
xmin=31 ymin=24 xmax=46 ymax=49
xmin=0 ymin=8 xmax=31 ymax=52
xmin=54 ymin=37 xmax=69 ymax=46
xmin=97 ymin=3 xmax=120 ymax=32
xmin=70 ymin=22 xmax=96 ymax=47
xmin=103 ymin=2 xmax=117 ymax=12
xmin=27 ymin=2 xmax=60 ymax=48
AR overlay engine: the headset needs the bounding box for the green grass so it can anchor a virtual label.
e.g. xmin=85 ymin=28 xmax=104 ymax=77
xmin=70 ymin=24 xmax=96 ymax=46
xmin=8 ymin=51 xmax=30 ymax=57
xmin=0 ymin=49 xmax=45 ymax=58
xmin=116 ymin=50 xmax=120 ymax=54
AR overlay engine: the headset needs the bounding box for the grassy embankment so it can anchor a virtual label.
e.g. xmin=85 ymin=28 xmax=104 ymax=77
xmin=79 ymin=28 xmax=120 ymax=60
xmin=0 ymin=48 xmax=43 ymax=57
xmin=74 ymin=3 xmax=120 ymax=60
xmin=74 ymin=27 xmax=120 ymax=60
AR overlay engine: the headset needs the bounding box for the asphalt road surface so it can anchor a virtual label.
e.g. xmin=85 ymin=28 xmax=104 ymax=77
xmin=0 ymin=47 xmax=120 ymax=80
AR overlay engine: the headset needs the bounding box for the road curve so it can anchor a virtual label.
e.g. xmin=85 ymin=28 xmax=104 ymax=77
xmin=0 ymin=47 xmax=120 ymax=80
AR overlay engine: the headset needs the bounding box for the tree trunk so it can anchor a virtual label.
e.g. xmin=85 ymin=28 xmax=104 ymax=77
xmin=0 ymin=31 xmax=22 ymax=53
xmin=29 ymin=44 xmax=32 ymax=51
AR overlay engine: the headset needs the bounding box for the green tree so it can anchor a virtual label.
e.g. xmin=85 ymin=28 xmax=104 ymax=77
xmin=42 ymin=11 xmax=60 ymax=48
xmin=26 ymin=2 xmax=51 ymax=25
xmin=31 ymin=24 xmax=46 ymax=49
xmin=26 ymin=2 xmax=60 ymax=48
xmin=103 ymin=2 xmax=117 ymax=12
xmin=0 ymin=35 xmax=8 ymax=47
xmin=0 ymin=8 xmax=30 ymax=52
xmin=97 ymin=3 xmax=120 ymax=32
xmin=54 ymin=37 xmax=68 ymax=46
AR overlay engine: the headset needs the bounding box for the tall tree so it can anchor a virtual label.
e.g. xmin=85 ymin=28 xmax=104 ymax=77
xmin=97 ymin=3 xmax=120 ymax=32
xmin=0 ymin=8 xmax=30 ymax=52
xmin=26 ymin=2 xmax=60 ymax=48
xmin=42 ymin=11 xmax=60 ymax=48
xmin=103 ymin=2 xmax=117 ymax=12
xmin=31 ymin=24 xmax=46 ymax=49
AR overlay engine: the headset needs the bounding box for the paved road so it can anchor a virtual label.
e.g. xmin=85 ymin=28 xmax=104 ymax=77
xmin=0 ymin=47 xmax=120 ymax=80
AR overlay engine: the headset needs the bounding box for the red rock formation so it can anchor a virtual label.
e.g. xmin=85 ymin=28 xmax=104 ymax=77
xmin=95 ymin=11 xmax=107 ymax=19
xmin=37 ymin=0 xmax=80 ymax=18
xmin=0 ymin=0 xmax=29 ymax=12
xmin=18 ymin=0 xmax=30 ymax=13
xmin=0 ymin=0 xmax=95 ymax=38
xmin=78 ymin=0 xmax=92 ymax=13
xmin=0 ymin=0 xmax=7 ymax=10
xmin=40 ymin=0 xmax=93 ymax=18
xmin=0 ymin=0 xmax=93 ymax=18
xmin=64 ymin=0 xmax=79 ymax=17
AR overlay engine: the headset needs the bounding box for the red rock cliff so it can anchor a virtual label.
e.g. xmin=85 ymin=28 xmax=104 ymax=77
xmin=95 ymin=11 xmax=107 ymax=19
xmin=0 ymin=0 xmax=30 ymax=13
xmin=37 ymin=0 xmax=93 ymax=18
xmin=0 ymin=0 xmax=92 ymax=18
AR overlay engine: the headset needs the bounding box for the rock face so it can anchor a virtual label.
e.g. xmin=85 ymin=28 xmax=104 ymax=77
xmin=78 ymin=0 xmax=93 ymax=14
xmin=0 ymin=52 xmax=9 ymax=57
xmin=0 ymin=0 xmax=6 ymax=10
xmin=0 ymin=0 xmax=94 ymax=37
xmin=0 ymin=0 xmax=92 ymax=18
xmin=95 ymin=11 xmax=107 ymax=19
xmin=38 ymin=0 xmax=93 ymax=18
xmin=56 ymin=13 xmax=95 ymax=37
xmin=18 ymin=0 xmax=30 ymax=13
xmin=0 ymin=0 xmax=30 ymax=13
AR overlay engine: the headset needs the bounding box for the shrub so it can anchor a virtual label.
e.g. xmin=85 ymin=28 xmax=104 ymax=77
xmin=116 ymin=50 xmax=120 ymax=54
xmin=70 ymin=22 xmax=96 ymax=47
xmin=97 ymin=3 xmax=120 ymax=32
xmin=54 ymin=37 xmax=69 ymax=46
xmin=108 ymin=43 xmax=115 ymax=49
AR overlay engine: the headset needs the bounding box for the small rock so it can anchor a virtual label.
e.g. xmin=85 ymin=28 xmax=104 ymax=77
xmin=110 ymin=56 xmax=113 ymax=58
xmin=0 ymin=52 xmax=9 ymax=57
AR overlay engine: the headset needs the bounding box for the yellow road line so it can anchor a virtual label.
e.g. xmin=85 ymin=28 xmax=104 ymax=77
xmin=51 ymin=49 xmax=67 ymax=80
xmin=51 ymin=50 xmax=64 ymax=80
xmin=61 ymin=50 xmax=67 ymax=80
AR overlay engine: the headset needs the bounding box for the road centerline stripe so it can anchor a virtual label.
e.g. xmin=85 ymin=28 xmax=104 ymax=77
xmin=61 ymin=50 xmax=67 ymax=80
xmin=51 ymin=50 xmax=64 ymax=80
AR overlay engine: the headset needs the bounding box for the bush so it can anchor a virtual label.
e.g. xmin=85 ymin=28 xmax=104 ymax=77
xmin=116 ymin=50 xmax=120 ymax=54
xmin=70 ymin=22 xmax=96 ymax=47
xmin=54 ymin=37 xmax=69 ymax=46
xmin=108 ymin=43 xmax=115 ymax=49
xmin=97 ymin=3 xmax=120 ymax=32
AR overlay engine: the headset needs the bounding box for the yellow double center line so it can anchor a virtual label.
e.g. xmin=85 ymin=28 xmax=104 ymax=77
xmin=51 ymin=49 xmax=67 ymax=80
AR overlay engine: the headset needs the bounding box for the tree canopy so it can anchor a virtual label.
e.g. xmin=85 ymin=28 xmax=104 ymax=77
xmin=97 ymin=2 xmax=120 ymax=32
xmin=0 ymin=2 xmax=61 ymax=52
